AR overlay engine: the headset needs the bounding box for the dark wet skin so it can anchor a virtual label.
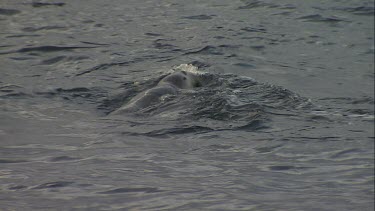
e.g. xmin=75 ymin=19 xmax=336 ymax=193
xmin=111 ymin=71 xmax=201 ymax=114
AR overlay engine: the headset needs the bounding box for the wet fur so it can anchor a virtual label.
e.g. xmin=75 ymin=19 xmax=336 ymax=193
xmin=111 ymin=71 xmax=201 ymax=114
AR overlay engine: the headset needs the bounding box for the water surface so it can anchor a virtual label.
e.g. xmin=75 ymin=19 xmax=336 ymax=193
xmin=0 ymin=0 xmax=374 ymax=210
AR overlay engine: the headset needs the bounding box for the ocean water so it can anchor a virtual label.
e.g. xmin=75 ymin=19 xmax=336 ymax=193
xmin=0 ymin=0 xmax=374 ymax=210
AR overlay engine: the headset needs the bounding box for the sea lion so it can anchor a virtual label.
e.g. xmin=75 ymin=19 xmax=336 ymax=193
xmin=110 ymin=70 xmax=201 ymax=115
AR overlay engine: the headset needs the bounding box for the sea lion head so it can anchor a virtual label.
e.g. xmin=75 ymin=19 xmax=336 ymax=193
xmin=158 ymin=71 xmax=202 ymax=89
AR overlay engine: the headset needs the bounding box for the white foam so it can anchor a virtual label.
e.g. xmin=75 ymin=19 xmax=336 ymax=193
xmin=173 ymin=64 xmax=204 ymax=75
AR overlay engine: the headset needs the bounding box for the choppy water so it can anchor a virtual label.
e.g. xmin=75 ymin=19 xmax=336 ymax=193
xmin=0 ymin=0 xmax=374 ymax=210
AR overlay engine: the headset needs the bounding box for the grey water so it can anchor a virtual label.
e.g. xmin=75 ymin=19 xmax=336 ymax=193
xmin=0 ymin=0 xmax=374 ymax=210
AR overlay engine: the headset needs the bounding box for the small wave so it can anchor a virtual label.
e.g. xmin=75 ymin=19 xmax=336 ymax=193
xmin=336 ymin=6 xmax=375 ymax=16
xmin=184 ymin=45 xmax=242 ymax=58
xmin=0 ymin=158 xmax=29 ymax=163
xmin=0 ymin=45 xmax=98 ymax=55
xmin=32 ymin=181 xmax=73 ymax=190
xmin=17 ymin=45 xmax=96 ymax=53
xmin=183 ymin=15 xmax=214 ymax=20
xmin=40 ymin=55 xmax=89 ymax=65
xmin=29 ymin=2 xmax=66 ymax=7
xmin=153 ymin=39 xmax=178 ymax=49
xmin=36 ymin=86 xmax=108 ymax=110
xmin=0 ymin=84 xmax=32 ymax=99
xmin=48 ymin=156 xmax=80 ymax=162
xmin=22 ymin=26 xmax=66 ymax=32
xmin=0 ymin=8 xmax=20 ymax=16
xmin=98 ymin=187 xmax=161 ymax=194
xmin=297 ymin=14 xmax=348 ymax=23
xmin=238 ymin=0 xmax=277 ymax=10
